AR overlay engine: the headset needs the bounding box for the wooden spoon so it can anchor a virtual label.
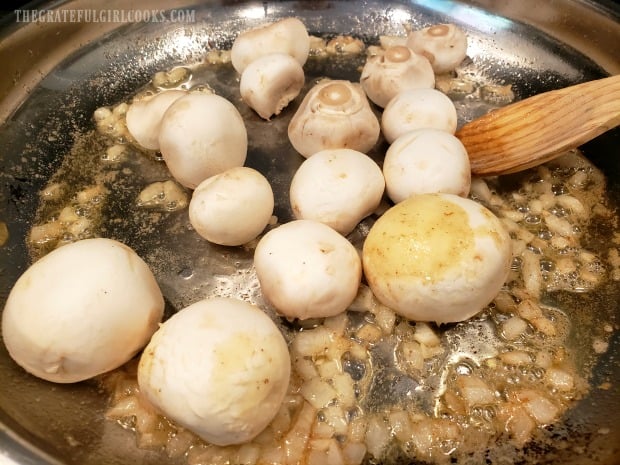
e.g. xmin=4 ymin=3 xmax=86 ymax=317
xmin=456 ymin=75 xmax=620 ymax=176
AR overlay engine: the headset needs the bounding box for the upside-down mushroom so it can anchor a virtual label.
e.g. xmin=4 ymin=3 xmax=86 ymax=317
xmin=406 ymin=23 xmax=468 ymax=74
xmin=288 ymin=80 xmax=380 ymax=158
xmin=360 ymin=45 xmax=435 ymax=108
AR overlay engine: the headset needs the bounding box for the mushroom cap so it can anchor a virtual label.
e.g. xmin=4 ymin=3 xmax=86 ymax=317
xmin=362 ymin=194 xmax=512 ymax=324
xmin=288 ymin=80 xmax=380 ymax=157
xmin=158 ymin=93 xmax=247 ymax=189
xmin=381 ymin=88 xmax=457 ymax=143
xmin=2 ymin=238 xmax=164 ymax=383
xmin=360 ymin=45 xmax=435 ymax=108
xmin=138 ymin=297 xmax=291 ymax=446
xmin=383 ymin=128 xmax=471 ymax=203
xmin=290 ymin=148 xmax=385 ymax=235
xmin=254 ymin=219 xmax=362 ymax=320
xmin=231 ymin=17 xmax=310 ymax=74
xmin=406 ymin=23 xmax=468 ymax=74
xmin=189 ymin=166 xmax=274 ymax=246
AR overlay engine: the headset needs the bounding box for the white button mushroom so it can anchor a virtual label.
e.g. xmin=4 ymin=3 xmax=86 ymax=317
xmin=406 ymin=24 xmax=468 ymax=74
xmin=231 ymin=17 xmax=310 ymax=74
xmin=362 ymin=194 xmax=512 ymax=324
xmin=158 ymin=93 xmax=248 ymax=189
xmin=383 ymin=128 xmax=471 ymax=203
xmin=125 ymin=90 xmax=187 ymax=150
xmin=381 ymin=88 xmax=458 ymax=143
xmin=189 ymin=166 xmax=274 ymax=246
xmin=289 ymin=148 xmax=385 ymax=235
xmin=240 ymin=53 xmax=305 ymax=120
xmin=138 ymin=297 xmax=291 ymax=446
xmin=2 ymin=238 xmax=164 ymax=383
xmin=254 ymin=220 xmax=362 ymax=320
xmin=360 ymin=45 xmax=435 ymax=108
xmin=288 ymin=80 xmax=380 ymax=158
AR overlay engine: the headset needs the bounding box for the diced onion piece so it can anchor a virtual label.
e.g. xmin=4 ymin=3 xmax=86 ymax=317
xmin=292 ymin=327 xmax=334 ymax=357
xmin=365 ymin=415 xmax=391 ymax=458
xmin=413 ymin=322 xmax=441 ymax=347
xmin=530 ymin=317 xmax=557 ymax=337
xmin=501 ymin=316 xmax=528 ymax=341
xmin=333 ymin=373 xmax=356 ymax=408
xmin=456 ymin=375 xmax=496 ymax=407
xmin=499 ymin=350 xmax=532 ymax=366
xmin=342 ymin=443 xmax=367 ymax=465
xmin=347 ymin=417 xmax=367 ymax=444
xmin=313 ymin=420 xmax=335 ymax=439
xmin=400 ymin=341 xmax=425 ymax=371
xmin=317 ymin=359 xmax=343 ymax=379
xmin=521 ymin=250 xmax=542 ymax=297
xmin=389 ymin=410 xmax=413 ymax=443
xmin=498 ymin=403 xmax=536 ymax=446
xmin=517 ymin=389 xmax=560 ymax=425
xmin=356 ymin=323 xmax=383 ymax=344
xmin=236 ymin=443 xmax=261 ymax=465
xmin=516 ymin=299 xmax=543 ymax=321
xmin=544 ymin=367 xmax=575 ymax=392
xmin=323 ymin=406 xmax=349 ymax=436
xmin=301 ymin=378 xmax=338 ymax=409
xmin=283 ymin=402 xmax=316 ymax=465
xmin=294 ymin=356 xmax=319 ymax=381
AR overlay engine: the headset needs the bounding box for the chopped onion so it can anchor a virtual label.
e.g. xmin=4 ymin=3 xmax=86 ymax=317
xmin=413 ymin=322 xmax=441 ymax=347
xmin=365 ymin=415 xmax=391 ymax=458
xmin=301 ymin=377 xmax=338 ymax=409
xmin=544 ymin=367 xmax=574 ymax=392
xmin=342 ymin=443 xmax=367 ymax=465
xmin=456 ymin=375 xmax=496 ymax=407
xmin=501 ymin=316 xmax=528 ymax=341
xmin=516 ymin=389 xmax=560 ymax=425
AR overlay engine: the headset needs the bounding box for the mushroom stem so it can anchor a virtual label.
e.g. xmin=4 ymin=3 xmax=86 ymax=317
xmin=428 ymin=24 xmax=450 ymax=37
xmin=318 ymin=82 xmax=353 ymax=107
xmin=385 ymin=45 xmax=412 ymax=63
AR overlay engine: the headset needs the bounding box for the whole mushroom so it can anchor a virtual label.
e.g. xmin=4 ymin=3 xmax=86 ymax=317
xmin=240 ymin=53 xmax=305 ymax=120
xmin=158 ymin=93 xmax=247 ymax=189
xmin=189 ymin=166 xmax=274 ymax=246
xmin=381 ymin=88 xmax=457 ymax=143
xmin=138 ymin=297 xmax=291 ymax=446
xmin=125 ymin=90 xmax=187 ymax=150
xmin=383 ymin=128 xmax=471 ymax=203
xmin=290 ymin=148 xmax=385 ymax=235
xmin=231 ymin=17 xmax=310 ymax=74
xmin=406 ymin=23 xmax=468 ymax=74
xmin=362 ymin=194 xmax=512 ymax=324
xmin=360 ymin=45 xmax=435 ymax=108
xmin=288 ymin=80 xmax=380 ymax=158
xmin=2 ymin=238 xmax=164 ymax=383
xmin=254 ymin=220 xmax=362 ymax=320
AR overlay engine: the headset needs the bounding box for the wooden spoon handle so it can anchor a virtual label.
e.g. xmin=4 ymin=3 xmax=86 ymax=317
xmin=456 ymin=75 xmax=620 ymax=176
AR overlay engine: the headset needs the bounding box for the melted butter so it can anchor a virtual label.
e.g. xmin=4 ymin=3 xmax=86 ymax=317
xmin=364 ymin=195 xmax=474 ymax=283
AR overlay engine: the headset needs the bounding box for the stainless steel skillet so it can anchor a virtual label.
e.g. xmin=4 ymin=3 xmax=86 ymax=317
xmin=0 ymin=1 xmax=618 ymax=464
